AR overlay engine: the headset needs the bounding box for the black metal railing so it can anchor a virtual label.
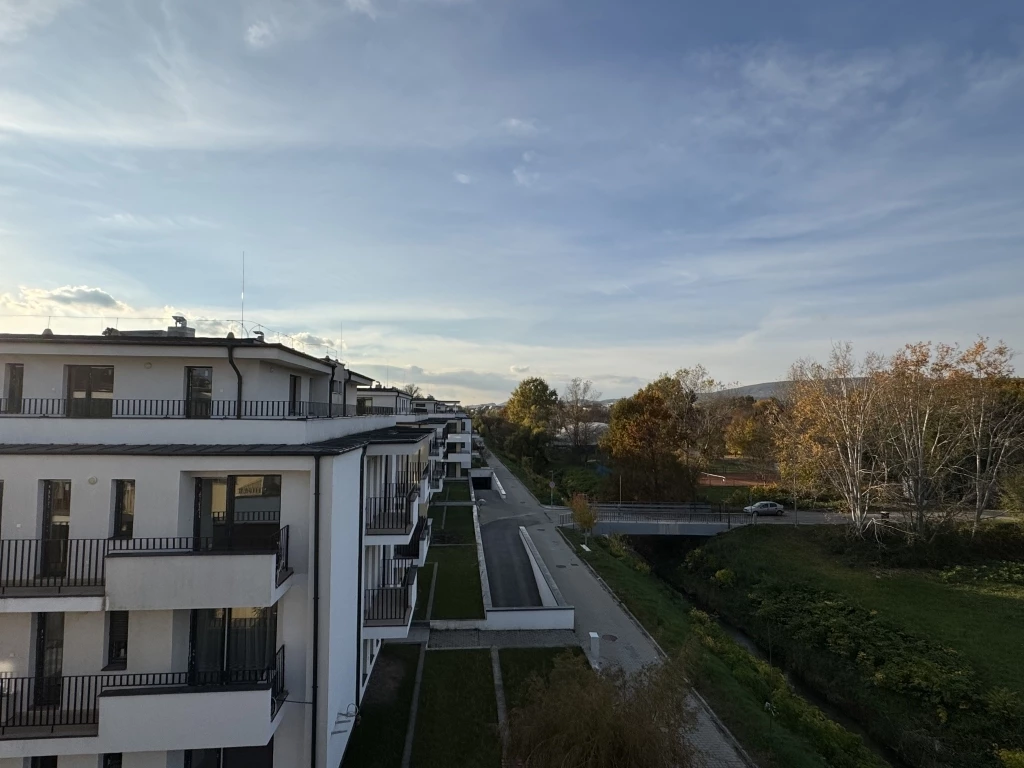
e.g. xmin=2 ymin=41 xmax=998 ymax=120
xmin=0 ymin=528 xmax=291 ymax=595
xmin=396 ymin=519 xmax=428 ymax=558
xmin=364 ymin=566 xmax=415 ymax=625
xmin=364 ymin=496 xmax=413 ymax=534
xmin=381 ymin=557 xmax=416 ymax=586
xmin=0 ymin=649 xmax=286 ymax=737
xmin=0 ymin=397 xmax=380 ymax=420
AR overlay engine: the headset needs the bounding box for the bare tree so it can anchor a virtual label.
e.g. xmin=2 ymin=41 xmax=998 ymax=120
xmin=874 ymin=343 xmax=969 ymax=538
xmin=953 ymin=339 xmax=1024 ymax=531
xmin=560 ymin=378 xmax=602 ymax=458
xmin=787 ymin=343 xmax=885 ymax=534
xmin=401 ymin=383 xmax=423 ymax=398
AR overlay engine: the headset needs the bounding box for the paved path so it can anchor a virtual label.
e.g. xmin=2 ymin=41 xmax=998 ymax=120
xmin=486 ymin=453 xmax=752 ymax=768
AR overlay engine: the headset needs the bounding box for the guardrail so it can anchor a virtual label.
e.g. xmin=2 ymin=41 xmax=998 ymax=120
xmin=364 ymin=563 xmax=417 ymax=625
xmin=559 ymin=509 xmax=755 ymax=528
xmin=0 ymin=645 xmax=286 ymax=737
xmin=0 ymin=528 xmax=291 ymax=595
xmin=364 ymin=496 xmax=413 ymax=534
xmin=0 ymin=397 xmax=397 ymax=420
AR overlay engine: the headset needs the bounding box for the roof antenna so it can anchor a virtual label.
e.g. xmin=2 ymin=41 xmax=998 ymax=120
xmin=240 ymin=251 xmax=245 ymax=338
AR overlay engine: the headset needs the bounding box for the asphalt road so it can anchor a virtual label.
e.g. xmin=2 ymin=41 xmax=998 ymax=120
xmin=478 ymin=489 xmax=542 ymax=607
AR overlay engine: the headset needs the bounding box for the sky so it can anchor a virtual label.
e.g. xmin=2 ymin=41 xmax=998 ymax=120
xmin=1 ymin=0 xmax=1022 ymax=404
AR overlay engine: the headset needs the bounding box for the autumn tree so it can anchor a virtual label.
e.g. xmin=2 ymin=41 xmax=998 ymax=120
xmin=505 ymin=653 xmax=697 ymax=768
xmin=725 ymin=398 xmax=777 ymax=481
xmin=559 ymin=378 xmax=603 ymax=459
xmin=952 ymin=339 xmax=1024 ymax=531
xmin=506 ymin=377 xmax=559 ymax=430
xmin=786 ymin=343 xmax=885 ymax=534
xmin=602 ymin=365 xmax=728 ymax=501
xmin=569 ymin=493 xmax=597 ymax=544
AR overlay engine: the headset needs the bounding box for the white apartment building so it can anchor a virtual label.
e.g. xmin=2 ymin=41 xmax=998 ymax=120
xmin=0 ymin=326 xmax=471 ymax=768
xmin=354 ymin=387 xmax=413 ymax=417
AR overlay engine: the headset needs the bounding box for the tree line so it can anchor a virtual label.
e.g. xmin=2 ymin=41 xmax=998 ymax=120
xmin=475 ymin=338 xmax=1024 ymax=540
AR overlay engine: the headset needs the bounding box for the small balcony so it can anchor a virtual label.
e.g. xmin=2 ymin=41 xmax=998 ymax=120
xmin=0 ymin=397 xmax=386 ymax=420
xmin=364 ymin=559 xmax=417 ymax=639
xmin=396 ymin=517 xmax=432 ymax=566
xmin=364 ymin=496 xmax=415 ymax=543
xmin=0 ymin=529 xmax=292 ymax=611
xmin=0 ymin=648 xmax=286 ymax=757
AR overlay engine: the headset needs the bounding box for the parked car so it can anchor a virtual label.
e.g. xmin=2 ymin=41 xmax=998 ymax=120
xmin=744 ymin=501 xmax=785 ymax=516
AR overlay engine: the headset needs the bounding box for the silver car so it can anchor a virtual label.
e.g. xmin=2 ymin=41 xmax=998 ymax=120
xmin=744 ymin=501 xmax=785 ymax=516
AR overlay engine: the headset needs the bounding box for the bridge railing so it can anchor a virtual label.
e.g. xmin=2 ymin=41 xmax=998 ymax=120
xmin=559 ymin=506 xmax=757 ymax=529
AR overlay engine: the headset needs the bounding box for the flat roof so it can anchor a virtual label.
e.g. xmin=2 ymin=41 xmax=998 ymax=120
xmin=0 ymin=333 xmax=337 ymax=368
xmin=357 ymin=386 xmax=412 ymax=396
xmin=0 ymin=442 xmax=363 ymax=457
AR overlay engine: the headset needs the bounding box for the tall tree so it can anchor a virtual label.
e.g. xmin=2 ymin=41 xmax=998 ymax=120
xmin=505 ymin=377 xmax=559 ymax=430
xmin=725 ymin=398 xmax=777 ymax=481
xmin=560 ymin=377 xmax=603 ymax=458
xmin=952 ymin=339 xmax=1024 ymax=531
xmin=786 ymin=343 xmax=885 ymax=534
xmin=401 ymin=383 xmax=423 ymax=397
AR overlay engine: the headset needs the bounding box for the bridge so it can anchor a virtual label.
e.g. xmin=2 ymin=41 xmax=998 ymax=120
xmin=558 ymin=503 xmax=757 ymax=537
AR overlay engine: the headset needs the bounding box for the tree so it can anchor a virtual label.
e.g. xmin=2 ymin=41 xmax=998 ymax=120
xmin=601 ymin=365 xmax=728 ymax=501
xmin=504 ymin=652 xmax=696 ymax=768
xmin=401 ymin=383 xmax=423 ymax=397
xmin=506 ymin=377 xmax=559 ymax=430
xmin=786 ymin=343 xmax=885 ymax=534
xmin=569 ymin=493 xmax=597 ymax=544
xmin=874 ymin=342 xmax=968 ymax=538
xmin=560 ymin=378 xmax=603 ymax=459
xmin=725 ymin=399 xmax=776 ymax=481
xmin=952 ymin=339 xmax=1024 ymax=531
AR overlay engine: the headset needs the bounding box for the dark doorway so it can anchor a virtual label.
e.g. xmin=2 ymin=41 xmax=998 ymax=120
xmin=34 ymin=612 xmax=64 ymax=706
xmin=66 ymin=365 xmax=114 ymax=417
xmin=186 ymin=366 xmax=214 ymax=418
xmin=3 ymin=362 xmax=23 ymax=413
xmin=41 ymin=480 xmax=71 ymax=577
xmin=288 ymin=375 xmax=301 ymax=416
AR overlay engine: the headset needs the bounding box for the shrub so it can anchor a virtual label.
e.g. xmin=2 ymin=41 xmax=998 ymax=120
xmin=633 ymin=559 xmax=651 ymax=575
xmin=711 ymin=568 xmax=737 ymax=588
xmin=606 ymin=534 xmax=629 ymax=559
xmin=561 ymin=466 xmax=604 ymax=498
xmin=998 ymin=750 xmax=1024 ymax=768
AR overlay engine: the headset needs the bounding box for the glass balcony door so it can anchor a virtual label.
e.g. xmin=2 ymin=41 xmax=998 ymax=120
xmin=194 ymin=476 xmax=282 ymax=551
xmin=189 ymin=606 xmax=278 ymax=685
xmin=185 ymin=366 xmax=213 ymax=418
xmin=41 ymin=480 xmax=71 ymax=577
xmin=33 ymin=612 xmax=64 ymax=706
xmin=66 ymin=365 xmax=114 ymax=418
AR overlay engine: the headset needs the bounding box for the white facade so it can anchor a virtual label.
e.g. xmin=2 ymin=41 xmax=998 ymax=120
xmin=0 ymin=333 xmax=466 ymax=768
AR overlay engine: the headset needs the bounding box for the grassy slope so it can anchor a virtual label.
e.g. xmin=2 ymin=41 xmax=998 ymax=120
xmin=424 ymin=545 xmax=484 ymax=620
xmin=564 ymin=529 xmax=882 ymax=768
xmin=342 ymin=644 xmax=420 ymax=768
xmin=411 ymin=650 xmax=501 ymax=768
xmin=444 ymin=481 xmax=472 ymax=502
xmin=688 ymin=526 xmax=1024 ymax=697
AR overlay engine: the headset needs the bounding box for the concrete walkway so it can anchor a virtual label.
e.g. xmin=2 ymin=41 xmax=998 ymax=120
xmin=486 ymin=453 xmax=753 ymax=768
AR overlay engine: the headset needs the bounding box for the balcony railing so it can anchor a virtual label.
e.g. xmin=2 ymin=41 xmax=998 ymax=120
xmin=0 ymin=646 xmax=286 ymax=738
xmin=0 ymin=527 xmax=291 ymax=595
xmin=364 ymin=496 xmax=413 ymax=534
xmin=0 ymin=397 xmax=398 ymax=420
xmin=396 ymin=518 xmax=430 ymax=558
xmin=364 ymin=565 xmax=416 ymax=626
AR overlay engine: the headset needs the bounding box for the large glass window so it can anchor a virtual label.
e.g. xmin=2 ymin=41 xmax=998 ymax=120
xmin=34 ymin=612 xmax=64 ymax=706
xmin=3 ymin=362 xmax=23 ymax=413
xmin=66 ymin=365 xmax=114 ymax=418
xmin=195 ymin=475 xmax=281 ymax=550
xmin=113 ymin=479 xmax=135 ymax=539
xmin=190 ymin=606 xmax=278 ymax=684
xmin=185 ymin=366 xmax=214 ymax=418
xmin=41 ymin=480 xmax=71 ymax=577
xmin=106 ymin=611 xmax=129 ymax=669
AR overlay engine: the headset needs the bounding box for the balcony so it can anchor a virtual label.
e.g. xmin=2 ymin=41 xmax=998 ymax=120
xmin=0 ymin=648 xmax=286 ymax=757
xmin=364 ymin=496 xmax=415 ymax=543
xmin=396 ymin=517 xmax=431 ymax=566
xmin=0 ymin=397 xmax=387 ymax=420
xmin=364 ymin=560 xmax=417 ymax=639
xmin=0 ymin=529 xmax=292 ymax=611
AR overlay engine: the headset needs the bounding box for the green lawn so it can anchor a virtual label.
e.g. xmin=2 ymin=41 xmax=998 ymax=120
xmin=413 ymin=563 xmax=435 ymax=621
xmin=424 ymin=545 xmax=484 ymax=620
xmin=411 ymin=650 xmax=501 ymax=768
xmin=498 ymin=647 xmax=586 ymax=710
xmin=342 ymin=644 xmax=421 ymax=768
xmin=564 ymin=529 xmax=884 ymax=768
xmin=443 ymin=480 xmax=472 ymax=502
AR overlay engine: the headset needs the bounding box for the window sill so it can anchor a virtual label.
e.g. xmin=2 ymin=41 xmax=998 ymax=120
xmin=103 ymin=662 xmax=127 ymax=672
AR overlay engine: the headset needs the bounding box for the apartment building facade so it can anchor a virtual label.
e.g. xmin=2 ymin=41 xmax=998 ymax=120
xmin=0 ymin=329 xmax=467 ymax=768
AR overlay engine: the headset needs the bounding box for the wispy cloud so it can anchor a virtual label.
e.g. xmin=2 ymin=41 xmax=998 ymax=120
xmin=453 ymin=172 xmax=472 ymax=184
xmin=501 ymin=117 xmax=540 ymax=137
xmin=0 ymin=285 xmax=131 ymax=314
xmin=92 ymin=213 xmax=216 ymax=231
xmin=512 ymin=165 xmax=538 ymax=187
xmin=245 ymin=19 xmax=277 ymax=48
xmin=0 ymin=0 xmax=72 ymax=43
xmin=509 ymin=364 xmax=530 ymax=374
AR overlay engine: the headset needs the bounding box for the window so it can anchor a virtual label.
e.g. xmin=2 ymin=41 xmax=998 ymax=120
xmin=30 ymin=757 xmax=57 ymax=768
xmin=66 ymin=365 xmax=114 ymax=418
xmin=185 ymin=366 xmax=214 ymax=418
xmin=106 ymin=611 xmax=129 ymax=669
xmin=3 ymin=362 xmax=23 ymax=414
xmin=112 ymin=480 xmax=135 ymax=539
xmin=103 ymin=754 xmax=124 ymax=768
xmin=288 ymin=375 xmax=301 ymax=415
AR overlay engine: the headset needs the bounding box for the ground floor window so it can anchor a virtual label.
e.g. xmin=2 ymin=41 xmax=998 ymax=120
xmin=185 ymin=741 xmax=273 ymax=768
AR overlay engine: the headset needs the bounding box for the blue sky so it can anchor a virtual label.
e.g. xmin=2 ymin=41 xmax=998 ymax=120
xmin=1 ymin=0 xmax=1022 ymax=403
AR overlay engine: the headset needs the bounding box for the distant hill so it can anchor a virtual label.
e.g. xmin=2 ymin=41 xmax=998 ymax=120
xmin=713 ymin=381 xmax=790 ymax=400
